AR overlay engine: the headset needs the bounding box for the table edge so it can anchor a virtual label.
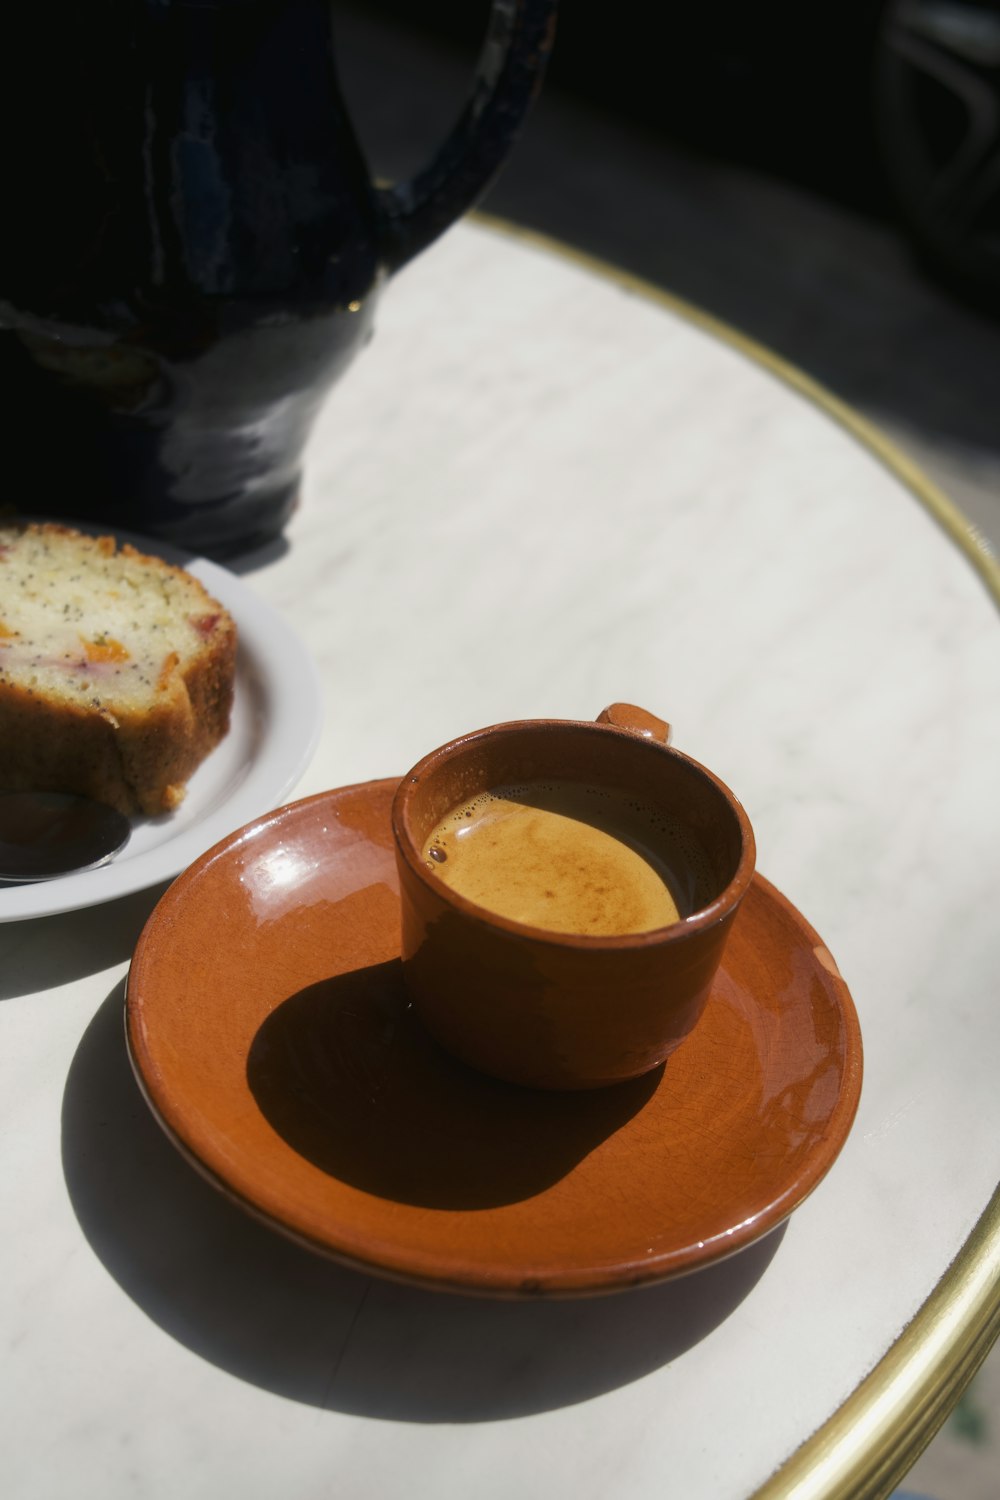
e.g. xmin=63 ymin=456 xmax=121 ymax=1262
xmin=470 ymin=209 xmax=1000 ymax=1499
xmin=755 ymin=1183 xmax=1000 ymax=1498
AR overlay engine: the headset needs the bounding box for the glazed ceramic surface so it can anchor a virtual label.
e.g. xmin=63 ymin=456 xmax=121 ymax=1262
xmin=126 ymin=779 xmax=859 ymax=1293
xmin=392 ymin=713 xmax=756 ymax=1088
xmin=3 ymin=219 xmax=1000 ymax=1500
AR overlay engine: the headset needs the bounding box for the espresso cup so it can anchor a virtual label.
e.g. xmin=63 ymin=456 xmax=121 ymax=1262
xmin=391 ymin=704 xmax=756 ymax=1090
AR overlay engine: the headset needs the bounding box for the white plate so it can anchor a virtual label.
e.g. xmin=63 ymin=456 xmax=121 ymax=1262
xmin=0 ymin=528 xmax=323 ymax=922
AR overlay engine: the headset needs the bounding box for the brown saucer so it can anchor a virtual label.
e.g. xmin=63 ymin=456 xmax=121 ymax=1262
xmin=126 ymin=779 xmax=863 ymax=1296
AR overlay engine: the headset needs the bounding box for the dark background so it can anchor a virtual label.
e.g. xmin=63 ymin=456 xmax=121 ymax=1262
xmin=362 ymin=1 xmax=886 ymax=202
xmin=334 ymin=1 xmax=1000 ymax=550
xmin=351 ymin=0 xmax=1000 ymax=314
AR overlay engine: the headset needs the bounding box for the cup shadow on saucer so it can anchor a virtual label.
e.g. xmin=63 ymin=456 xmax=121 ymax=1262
xmin=246 ymin=958 xmax=662 ymax=1210
xmin=62 ymin=982 xmax=786 ymax=1422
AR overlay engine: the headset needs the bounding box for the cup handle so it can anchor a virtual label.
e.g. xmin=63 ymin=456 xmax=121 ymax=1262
xmin=375 ymin=0 xmax=558 ymax=274
xmin=596 ymin=703 xmax=672 ymax=744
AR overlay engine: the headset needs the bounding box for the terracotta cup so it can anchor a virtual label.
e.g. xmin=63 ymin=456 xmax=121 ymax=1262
xmin=391 ymin=704 xmax=756 ymax=1090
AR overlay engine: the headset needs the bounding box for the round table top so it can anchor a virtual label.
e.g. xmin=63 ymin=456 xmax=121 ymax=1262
xmin=3 ymin=215 xmax=999 ymax=1500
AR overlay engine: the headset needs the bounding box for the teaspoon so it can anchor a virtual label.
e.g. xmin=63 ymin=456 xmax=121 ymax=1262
xmin=0 ymin=791 xmax=132 ymax=884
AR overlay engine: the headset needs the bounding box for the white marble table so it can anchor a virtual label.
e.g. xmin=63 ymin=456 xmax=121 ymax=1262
xmin=3 ymin=216 xmax=999 ymax=1500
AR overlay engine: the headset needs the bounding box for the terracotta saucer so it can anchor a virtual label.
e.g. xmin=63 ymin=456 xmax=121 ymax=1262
xmin=126 ymin=779 xmax=863 ymax=1297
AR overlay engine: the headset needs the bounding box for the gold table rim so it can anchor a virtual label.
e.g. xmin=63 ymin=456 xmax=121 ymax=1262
xmin=472 ymin=209 xmax=1000 ymax=1500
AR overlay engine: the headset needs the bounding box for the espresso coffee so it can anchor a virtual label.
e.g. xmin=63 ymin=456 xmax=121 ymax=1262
xmin=421 ymin=781 xmax=701 ymax=936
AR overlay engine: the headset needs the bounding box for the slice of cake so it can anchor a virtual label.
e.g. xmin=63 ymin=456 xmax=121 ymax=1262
xmin=0 ymin=521 xmax=237 ymax=816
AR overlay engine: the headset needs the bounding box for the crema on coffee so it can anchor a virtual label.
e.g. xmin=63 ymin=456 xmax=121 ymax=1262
xmin=421 ymin=781 xmax=700 ymax=936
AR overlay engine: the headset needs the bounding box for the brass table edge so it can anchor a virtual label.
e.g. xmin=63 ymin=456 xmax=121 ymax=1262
xmin=752 ymin=1183 xmax=1000 ymax=1500
xmin=470 ymin=208 xmax=1000 ymax=1497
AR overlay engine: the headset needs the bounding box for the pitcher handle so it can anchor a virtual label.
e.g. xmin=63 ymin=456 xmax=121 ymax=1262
xmin=376 ymin=0 xmax=557 ymax=274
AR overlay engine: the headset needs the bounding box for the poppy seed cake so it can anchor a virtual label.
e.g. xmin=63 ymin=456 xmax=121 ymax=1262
xmin=0 ymin=522 xmax=237 ymax=816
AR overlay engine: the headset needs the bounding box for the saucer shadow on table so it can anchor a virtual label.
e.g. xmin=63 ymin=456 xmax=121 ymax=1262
xmin=246 ymin=959 xmax=662 ymax=1210
xmin=62 ymin=984 xmax=786 ymax=1422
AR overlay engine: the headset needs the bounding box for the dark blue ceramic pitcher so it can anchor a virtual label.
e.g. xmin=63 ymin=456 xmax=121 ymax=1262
xmin=0 ymin=1 xmax=556 ymax=554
